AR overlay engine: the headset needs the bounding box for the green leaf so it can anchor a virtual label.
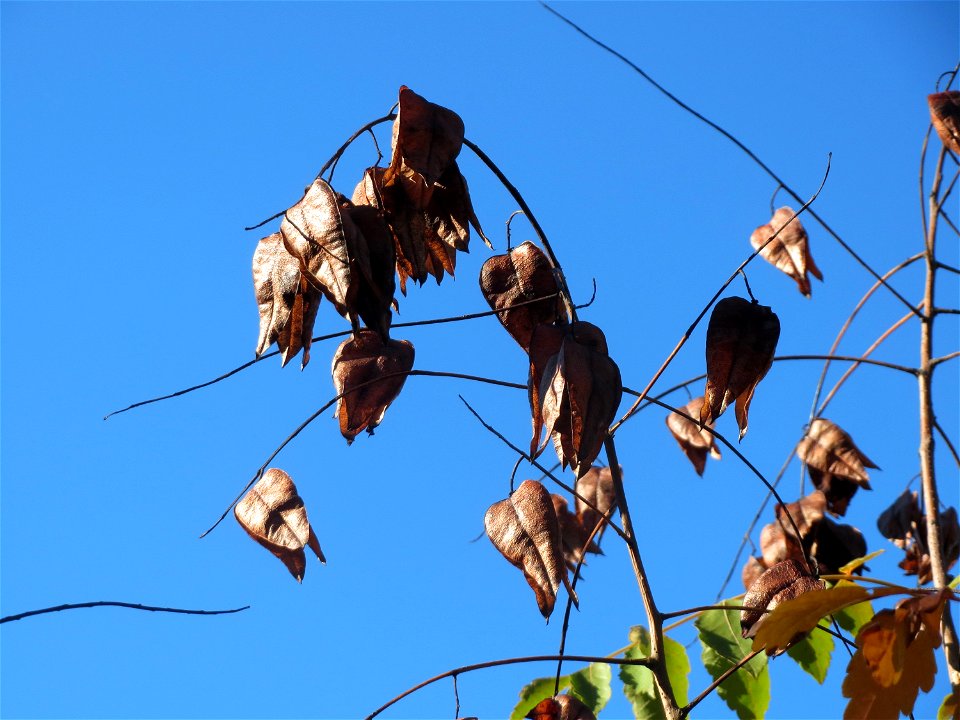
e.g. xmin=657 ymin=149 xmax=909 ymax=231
xmin=569 ymin=663 xmax=612 ymax=713
xmin=621 ymin=626 xmax=691 ymax=719
xmin=938 ymin=690 xmax=959 ymax=720
xmin=510 ymin=675 xmax=571 ymax=720
xmin=831 ymin=581 xmax=874 ymax=637
xmin=694 ymin=600 xmax=765 ymax=678
xmin=510 ymin=663 xmax=609 ymax=720
xmin=702 ymin=644 xmax=770 ymax=720
xmin=786 ymin=624 xmax=834 ymax=684
xmin=696 ymin=601 xmax=770 ymax=719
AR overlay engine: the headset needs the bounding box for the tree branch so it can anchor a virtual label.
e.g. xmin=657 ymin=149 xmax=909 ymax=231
xmin=0 ymin=601 xmax=249 ymax=624
xmin=364 ymin=653 xmax=652 ymax=719
xmin=541 ymin=2 xmax=921 ymax=318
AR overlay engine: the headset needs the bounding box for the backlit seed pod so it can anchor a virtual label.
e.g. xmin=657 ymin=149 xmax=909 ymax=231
xmin=741 ymin=558 xmax=823 ymax=646
xmin=701 ymin=296 xmax=780 ymax=440
xmin=480 ymin=241 xmax=565 ymax=352
xmin=331 ymin=331 xmax=414 ymax=443
xmin=665 ymin=396 xmax=722 ymax=476
xmin=234 ymin=468 xmax=326 ymax=582
xmin=928 ymin=91 xmax=960 ymax=154
xmin=796 ymin=418 xmax=878 ymax=516
xmin=485 ymin=480 xmax=567 ymax=619
xmin=750 ymin=207 xmax=823 ymax=297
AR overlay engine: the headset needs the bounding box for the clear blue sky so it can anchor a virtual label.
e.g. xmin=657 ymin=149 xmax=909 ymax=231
xmin=2 ymin=2 xmax=958 ymax=718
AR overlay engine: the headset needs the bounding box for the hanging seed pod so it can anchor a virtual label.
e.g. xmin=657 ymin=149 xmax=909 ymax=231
xmin=796 ymin=418 xmax=878 ymax=516
xmin=701 ymin=296 xmax=780 ymax=440
xmin=750 ymin=207 xmax=823 ymax=297
xmin=234 ymin=468 xmax=326 ymax=582
xmin=331 ymin=331 xmax=414 ymax=443
xmin=665 ymin=396 xmax=722 ymax=476
xmin=740 ymin=558 xmax=823 ymax=646
xmin=480 ymin=241 xmax=565 ymax=352
xmin=928 ymin=91 xmax=960 ymax=154
xmin=484 ymin=480 xmax=569 ymax=619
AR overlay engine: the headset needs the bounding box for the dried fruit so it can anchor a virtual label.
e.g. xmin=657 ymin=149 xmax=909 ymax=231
xmin=526 ymin=695 xmax=597 ymax=720
xmin=928 ymin=91 xmax=960 ymax=154
xmin=252 ymin=232 xmax=322 ymax=367
xmin=234 ymin=468 xmax=325 ymax=582
xmin=700 ymin=296 xmax=780 ymax=440
xmin=750 ymin=207 xmax=823 ymax=297
xmin=879 ymin=491 xmax=959 ymax=584
xmin=531 ymin=322 xmax=622 ymax=477
xmin=797 ymin=418 xmax=878 ymax=516
xmin=331 ymin=331 xmax=415 ymax=443
xmin=281 ymin=177 xmax=354 ymax=317
xmin=343 ymin=202 xmax=396 ymax=341
xmin=480 ymin=241 xmax=564 ymax=352
xmin=665 ymin=396 xmax=722 ymax=475
xmin=740 ymin=559 xmax=824 ymax=647
xmin=551 ymin=494 xmax=599 ymax=571
xmin=747 ymin=490 xmax=868 ymax=588
xmin=485 ymin=480 xmax=570 ymax=619
xmin=574 ymin=465 xmax=618 ymax=547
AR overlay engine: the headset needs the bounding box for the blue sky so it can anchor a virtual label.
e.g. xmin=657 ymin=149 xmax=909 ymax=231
xmin=2 ymin=2 xmax=958 ymax=718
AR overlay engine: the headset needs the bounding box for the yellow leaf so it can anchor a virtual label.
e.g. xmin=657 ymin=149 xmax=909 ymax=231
xmin=752 ymin=584 xmax=907 ymax=655
xmin=839 ymin=549 xmax=885 ymax=575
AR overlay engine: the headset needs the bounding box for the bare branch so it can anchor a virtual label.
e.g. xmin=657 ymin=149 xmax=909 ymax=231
xmin=1 ymin=601 xmax=249 ymax=624
xmin=541 ymin=2 xmax=921 ymax=318
xmin=364 ymin=653 xmax=652 ymax=719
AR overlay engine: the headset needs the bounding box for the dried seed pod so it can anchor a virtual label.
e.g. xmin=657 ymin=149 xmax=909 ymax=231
xmin=280 ymin=177 xmax=354 ymax=317
xmin=251 ymin=232 xmax=323 ymax=368
xmin=485 ymin=480 xmax=568 ymax=619
xmin=574 ymin=465 xmax=618 ymax=547
xmin=665 ymin=396 xmax=722 ymax=476
xmin=479 ymin=241 xmax=564 ymax=352
xmin=331 ymin=331 xmax=415 ymax=443
xmin=526 ymin=696 xmax=597 ymax=720
xmin=740 ymin=558 xmax=823 ymax=645
xmin=343 ymin=203 xmax=396 ymax=341
xmin=533 ymin=322 xmax=622 ymax=477
xmin=551 ymin=494 xmax=599 ymax=571
xmin=929 ymin=91 xmax=960 ymax=154
xmin=234 ymin=468 xmax=326 ymax=582
xmin=796 ymin=418 xmax=878 ymax=515
xmin=701 ymin=296 xmax=780 ymax=439
xmin=750 ymin=207 xmax=823 ymax=297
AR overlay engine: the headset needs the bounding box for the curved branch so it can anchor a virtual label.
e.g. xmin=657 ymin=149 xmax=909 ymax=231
xmin=463 ymin=137 xmax=578 ymax=322
xmin=611 ymin=162 xmax=831 ymax=434
xmin=808 ymin=252 xmax=924 ymax=420
xmin=0 ymin=601 xmax=249 ymax=624
xmin=817 ymin=309 xmax=917 ymax=417
xmin=104 ymin=293 xmax=572 ymax=420
xmin=540 ymin=2 xmax=920 ymax=318
xmin=365 ymin=653 xmax=652 ymax=720
xmin=200 ymin=370 xmax=527 ymax=538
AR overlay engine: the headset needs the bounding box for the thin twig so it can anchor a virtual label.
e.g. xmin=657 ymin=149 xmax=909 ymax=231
xmin=104 ymin=293 xmax=574 ymax=420
xmin=611 ymin=162 xmax=831 ymax=434
xmin=364 ymin=654 xmax=651 ymax=719
xmin=807 ymin=254 xmax=924 ymax=421
xmin=644 ymin=397 xmax=810 ymax=575
xmin=200 ymin=369 xmax=527 ymax=538
xmin=935 ymin=421 xmax=960 ymax=468
xmin=931 ymin=350 xmax=960 ymax=368
xmin=680 ymin=650 xmax=763 ymax=719
xmin=554 ymin=503 xmax=617 ymax=694
xmin=0 ymin=601 xmax=249 ymax=624
xmin=541 ymin=2 xmax=921 ymax=317
xmin=817 ymin=309 xmax=918 ymax=416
